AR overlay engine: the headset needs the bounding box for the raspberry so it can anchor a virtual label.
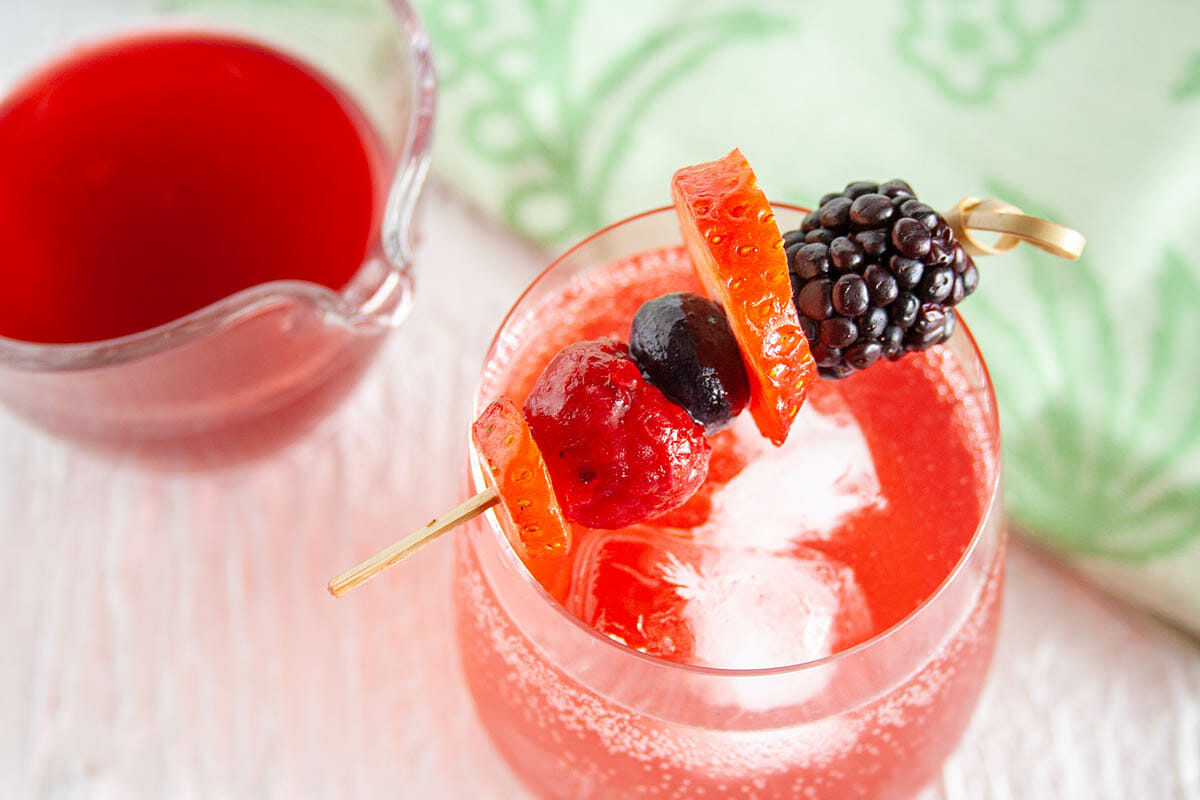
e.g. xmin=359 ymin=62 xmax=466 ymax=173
xmin=786 ymin=180 xmax=978 ymax=378
xmin=472 ymin=398 xmax=572 ymax=600
xmin=523 ymin=339 xmax=711 ymax=530
xmin=648 ymin=430 xmax=751 ymax=529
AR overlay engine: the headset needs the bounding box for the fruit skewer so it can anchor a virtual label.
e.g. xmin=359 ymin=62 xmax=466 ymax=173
xmin=329 ymin=150 xmax=1083 ymax=598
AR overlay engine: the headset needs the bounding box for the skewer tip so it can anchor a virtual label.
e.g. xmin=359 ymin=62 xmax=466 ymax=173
xmin=326 ymin=487 xmax=501 ymax=598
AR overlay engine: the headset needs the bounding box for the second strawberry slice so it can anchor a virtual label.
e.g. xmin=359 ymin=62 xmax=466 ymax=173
xmin=672 ymin=149 xmax=817 ymax=445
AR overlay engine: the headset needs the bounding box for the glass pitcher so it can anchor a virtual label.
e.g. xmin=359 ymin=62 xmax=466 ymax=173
xmin=0 ymin=0 xmax=435 ymax=469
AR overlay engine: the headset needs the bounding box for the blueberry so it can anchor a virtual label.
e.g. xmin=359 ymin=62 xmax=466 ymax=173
xmin=797 ymin=278 xmax=834 ymax=320
xmin=629 ymin=293 xmax=750 ymax=434
xmin=832 ymin=274 xmax=869 ymax=316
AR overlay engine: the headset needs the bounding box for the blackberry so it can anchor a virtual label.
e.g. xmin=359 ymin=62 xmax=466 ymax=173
xmin=784 ymin=180 xmax=978 ymax=379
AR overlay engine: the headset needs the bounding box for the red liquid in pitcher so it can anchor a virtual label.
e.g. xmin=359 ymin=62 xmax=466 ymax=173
xmin=0 ymin=33 xmax=383 ymax=344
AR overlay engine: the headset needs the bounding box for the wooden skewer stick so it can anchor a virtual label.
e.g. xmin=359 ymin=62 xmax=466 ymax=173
xmin=327 ymin=486 xmax=499 ymax=597
xmin=328 ymin=199 xmax=1084 ymax=598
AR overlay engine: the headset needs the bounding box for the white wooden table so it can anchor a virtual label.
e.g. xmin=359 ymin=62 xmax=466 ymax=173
xmin=2 ymin=185 xmax=1198 ymax=799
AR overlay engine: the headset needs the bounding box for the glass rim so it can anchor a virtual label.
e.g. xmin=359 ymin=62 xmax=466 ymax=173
xmin=469 ymin=201 xmax=1003 ymax=679
xmin=0 ymin=0 xmax=436 ymax=371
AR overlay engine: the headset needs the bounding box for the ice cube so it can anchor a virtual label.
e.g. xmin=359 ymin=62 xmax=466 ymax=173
xmin=670 ymin=544 xmax=874 ymax=670
xmin=567 ymin=528 xmax=698 ymax=662
xmin=700 ymin=397 xmax=884 ymax=553
xmin=568 ymin=529 xmax=874 ymax=671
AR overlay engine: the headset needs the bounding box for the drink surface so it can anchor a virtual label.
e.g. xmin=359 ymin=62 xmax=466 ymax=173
xmin=0 ymin=33 xmax=383 ymax=344
xmin=492 ymin=245 xmax=996 ymax=670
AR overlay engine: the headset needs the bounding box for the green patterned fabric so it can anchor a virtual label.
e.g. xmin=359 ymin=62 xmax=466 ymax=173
xmin=422 ymin=0 xmax=1200 ymax=635
xmin=171 ymin=0 xmax=1200 ymax=633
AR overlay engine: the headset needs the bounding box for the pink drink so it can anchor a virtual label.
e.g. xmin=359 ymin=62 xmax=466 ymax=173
xmin=456 ymin=208 xmax=1004 ymax=799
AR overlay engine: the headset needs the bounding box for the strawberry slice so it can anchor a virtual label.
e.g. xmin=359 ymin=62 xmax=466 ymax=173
xmin=472 ymin=398 xmax=571 ymax=601
xmin=671 ymin=149 xmax=816 ymax=445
